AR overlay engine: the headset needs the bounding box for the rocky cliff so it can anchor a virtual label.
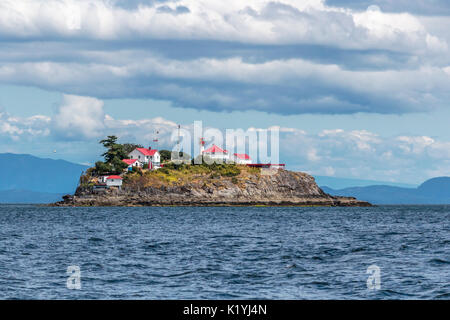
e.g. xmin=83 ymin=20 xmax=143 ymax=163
xmin=54 ymin=164 xmax=371 ymax=207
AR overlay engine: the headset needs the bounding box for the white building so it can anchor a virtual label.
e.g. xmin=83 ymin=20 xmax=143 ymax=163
xmin=128 ymin=147 xmax=160 ymax=169
xmin=122 ymin=158 xmax=141 ymax=171
xmin=233 ymin=153 xmax=252 ymax=165
xmin=97 ymin=175 xmax=123 ymax=189
xmin=202 ymin=144 xmax=229 ymax=163
xmin=105 ymin=175 xmax=123 ymax=188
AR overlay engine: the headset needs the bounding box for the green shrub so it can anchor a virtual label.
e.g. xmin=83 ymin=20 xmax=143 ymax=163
xmin=159 ymin=167 xmax=170 ymax=174
xmin=216 ymin=164 xmax=241 ymax=177
xmin=210 ymin=172 xmax=220 ymax=179
xmin=159 ymin=150 xmax=172 ymax=162
xmin=163 ymin=162 xmax=179 ymax=170
xmin=95 ymin=161 xmax=113 ymax=175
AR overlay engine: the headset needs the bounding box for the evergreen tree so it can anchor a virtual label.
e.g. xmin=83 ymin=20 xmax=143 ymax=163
xmin=159 ymin=150 xmax=172 ymax=162
xmin=98 ymin=136 xmax=128 ymax=174
xmin=99 ymin=136 xmax=128 ymax=164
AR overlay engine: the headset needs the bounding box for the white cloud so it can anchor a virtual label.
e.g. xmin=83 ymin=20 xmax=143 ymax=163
xmin=324 ymin=166 xmax=336 ymax=176
xmin=0 ymin=1 xmax=448 ymax=115
xmin=52 ymin=94 xmax=105 ymax=140
xmin=0 ymin=0 xmax=444 ymax=51
xmin=0 ymin=111 xmax=50 ymax=140
xmin=104 ymin=115 xmax=179 ymax=146
xmin=279 ymin=128 xmax=450 ymax=183
xmin=1 ymin=54 xmax=449 ymax=114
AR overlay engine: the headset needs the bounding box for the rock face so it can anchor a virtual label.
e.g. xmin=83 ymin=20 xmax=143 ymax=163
xmin=54 ymin=168 xmax=371 ymax=207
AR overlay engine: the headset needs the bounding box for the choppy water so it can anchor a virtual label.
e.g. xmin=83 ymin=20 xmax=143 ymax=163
xmin=0 ymin=205 xmax=449 ymax=299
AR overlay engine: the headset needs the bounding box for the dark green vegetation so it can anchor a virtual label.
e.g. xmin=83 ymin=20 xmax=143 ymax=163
xmin=95 ymin=136 xmax=132 ymax=175
xmin=158 ymin=149 xmax=191 ymax=163
xmin=159 ymin=150 xmax=171 ymax=162
xmin=122 ymin=143 xmax=143 ymax=154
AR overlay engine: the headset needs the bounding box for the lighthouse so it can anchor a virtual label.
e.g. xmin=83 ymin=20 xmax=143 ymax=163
xmin=199 ymin=137 xmax=205 ymax=154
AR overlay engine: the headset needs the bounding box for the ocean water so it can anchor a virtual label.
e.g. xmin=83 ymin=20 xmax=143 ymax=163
xmin=0 ymin=205 xmax=449 ymax=300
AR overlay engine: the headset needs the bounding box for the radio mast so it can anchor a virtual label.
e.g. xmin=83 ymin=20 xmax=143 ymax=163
xmin=177 ymin=125 xmax=181 ymax=152
xmin=199 ymin=137 xmax=205 ymax=154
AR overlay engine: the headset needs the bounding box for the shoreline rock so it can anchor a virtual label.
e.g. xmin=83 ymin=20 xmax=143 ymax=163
xmin=52 ymin=167 xmax=372 ymax=207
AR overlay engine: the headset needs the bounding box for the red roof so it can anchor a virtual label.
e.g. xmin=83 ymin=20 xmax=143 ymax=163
xmin=136 ymin=148 xmax=158 ymax=156
xmin=203 ymin=144 xmax=228 ymax=154
xmin=234 ymin=153 xmax=250 ymax=160
xmin=106 ymin=175 xmax=123 ymax=180
xmin=122 ymin=159 xmax=138 ymax=165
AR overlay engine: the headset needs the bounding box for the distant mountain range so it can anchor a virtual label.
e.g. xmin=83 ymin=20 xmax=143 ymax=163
xmin=313 ymin=175 xmax=416 ymax=189
xmin=322 ymin=177 xmax=450 ymax=205
xmin=0 ymin=153 xmax=88 ymax=203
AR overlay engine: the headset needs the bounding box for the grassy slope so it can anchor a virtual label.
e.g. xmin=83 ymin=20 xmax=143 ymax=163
xmin=122 ymin=163 xmax=260 ymax=190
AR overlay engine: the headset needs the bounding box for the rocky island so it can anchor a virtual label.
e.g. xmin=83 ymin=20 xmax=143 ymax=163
xmin=54 ymin=163 xmax=371 ymax=207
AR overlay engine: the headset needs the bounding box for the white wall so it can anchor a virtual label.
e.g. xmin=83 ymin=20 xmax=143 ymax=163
xmin=106 ymin=179 xmax=122 ymax=187
xmin=129 ymin=149 xmax=148 ymax=163
xmin=234 ymin=157 xmax=252 ymax=165
xmin=128 ymin=150 xmax=160 ymax=165
xmin=152 ymin=152 xmax=160 ymax=164
xmin=204 ymin=153 xmax=230 ymax=161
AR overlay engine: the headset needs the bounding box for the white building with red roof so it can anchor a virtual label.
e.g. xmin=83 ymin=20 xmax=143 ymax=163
xmin=128 ymin=147 xmax=160 ymax=168
xmin=201 ymin=144 xmax=253 ymax=164
xmin=106 ymin=175 xmax=123 ymax=188
xmin=97 ymin=175 xmax=123 ymax=189
xmin=233 ymin=153 xmax=252 ymax=165
xmin=202 ymin=144 xmax=230 ymax=163
xmin=122 ymin=158 xmax=141 ymax=171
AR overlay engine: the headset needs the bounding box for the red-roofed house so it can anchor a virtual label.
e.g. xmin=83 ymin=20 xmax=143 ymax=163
xmin=106 ymin=175 xmax=122 ymax=188
xmin=233 ymin=153 xmax=252 ymax=165
xmin=128 ymin=147 xmax=160 ymax=168
xmin=122 ymin=158 xmax=141 ymax=171
xmin=202 ymin=144 xmax=229 ymax=163
xmin=97 ymin=175 xmax=123 ymax=189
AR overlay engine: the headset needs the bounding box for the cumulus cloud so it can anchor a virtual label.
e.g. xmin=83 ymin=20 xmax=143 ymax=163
xmin=157 ymin=5 xmax=190 ymax=15
xmin=277 ymin=127 xmax=450 ymax=183
xmin=1 ymin=53 xmax=449 ymax=114
xmin=48 ymin=94 xmax=180 ymax=143
xmin=326 ymin=0 xmax=450 ymax=16
xmin=103 ymin=114 xmax=180 ymax=147
xmin=0 ymin=0 xmax=448 ymax=115
xmin=0 ymin=0 xmax=445 ymax=49
xmin=52 ymin=94 xmax=106 ymax=140
xmin=0 ymin=112 xmax=50 ymax=141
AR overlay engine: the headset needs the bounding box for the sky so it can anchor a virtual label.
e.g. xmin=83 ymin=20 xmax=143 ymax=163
xmin=0 ymin=0 xmax=449 ymax=185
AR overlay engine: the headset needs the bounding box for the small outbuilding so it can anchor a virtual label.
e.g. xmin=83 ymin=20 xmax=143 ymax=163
xmin=202 ymin=144 xmax=229 ymax=163
xmin=105 ymin=175 xmax=123 ymax=189
xmin=233 ymin=153 xmax=252 ymax=165
xmin=122 ymin=159 xmax=141 ymax=171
